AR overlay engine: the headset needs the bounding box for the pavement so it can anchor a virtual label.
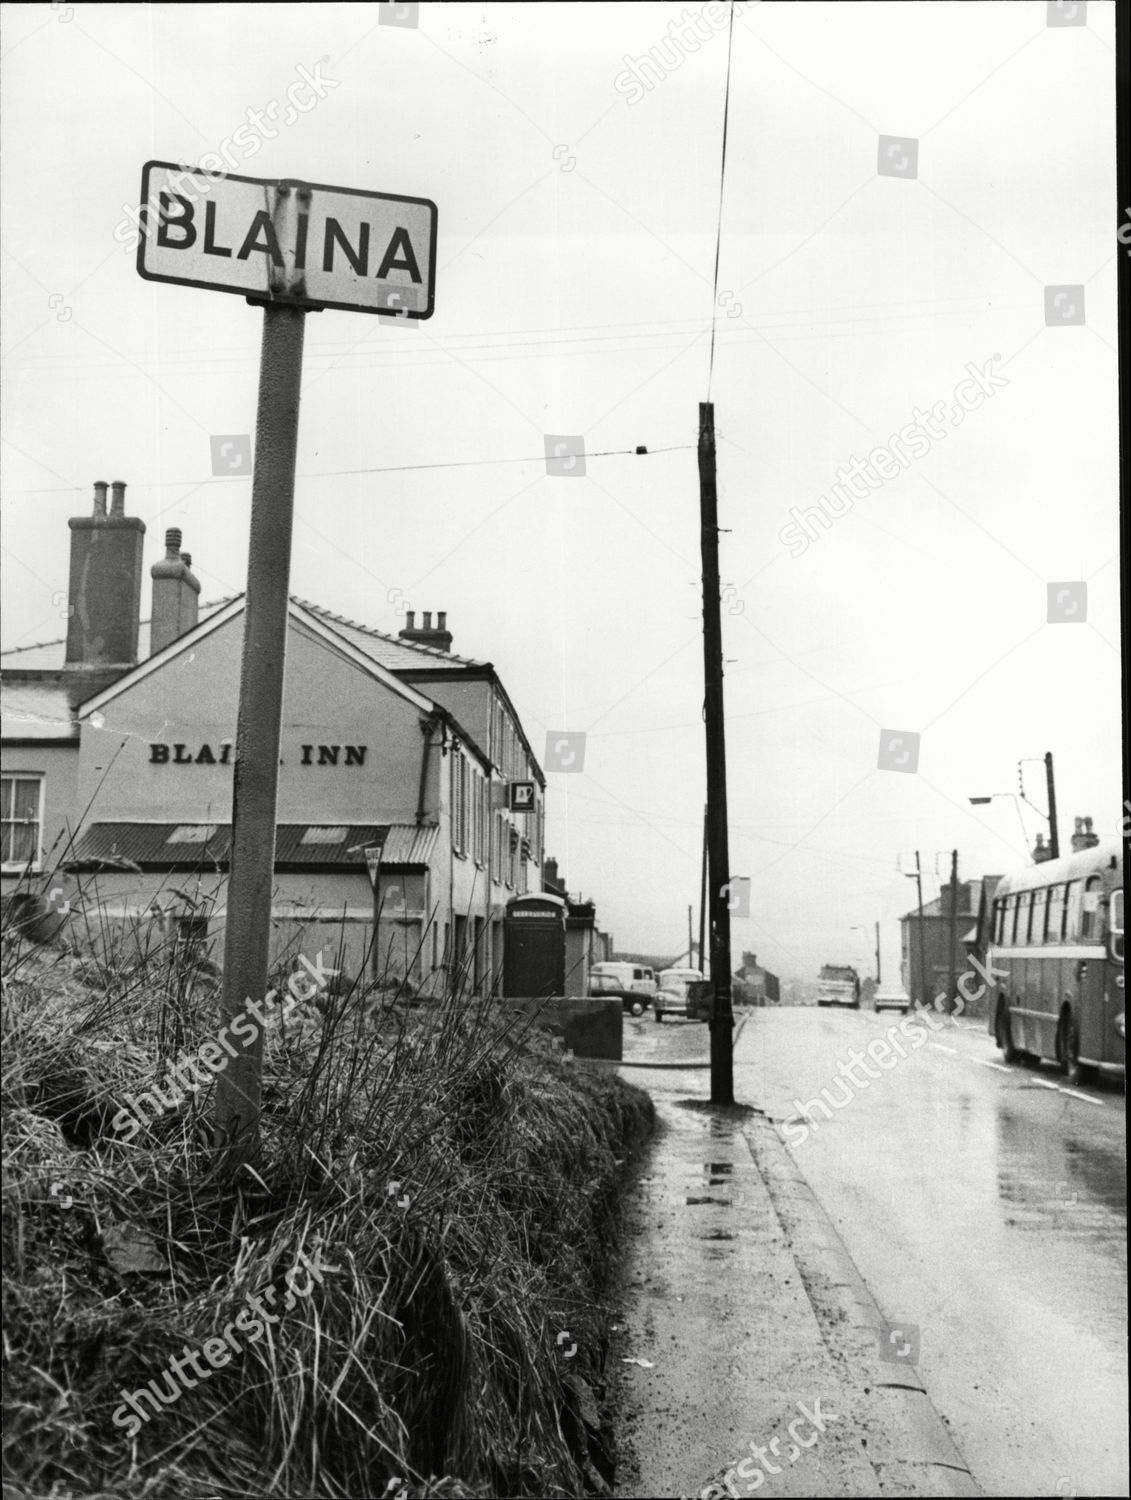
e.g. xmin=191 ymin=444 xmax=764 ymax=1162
xmin=607 ymin=1014 xmax=982 ymax=1500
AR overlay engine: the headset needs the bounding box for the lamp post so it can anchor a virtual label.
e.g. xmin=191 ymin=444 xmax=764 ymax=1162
xmin=902 ymin=854 xmax=928 ymax=1007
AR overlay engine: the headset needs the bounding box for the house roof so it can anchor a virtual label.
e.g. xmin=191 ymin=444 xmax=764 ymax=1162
xmin=292 ymin=600 xmax=488 ymax=670
xmin=65 ymin=822 xmax=439 ymax=873
xmin=0 ymin=597 xmax=486 ymax=676
xmin=900 ymin=878 xmax=990 ymax=923
xmin=0 ymin=680 xmax=79 ymax=743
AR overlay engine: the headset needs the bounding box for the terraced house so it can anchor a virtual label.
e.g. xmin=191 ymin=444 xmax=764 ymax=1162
xmin=0 ymin=481 xmax=547 ymax=993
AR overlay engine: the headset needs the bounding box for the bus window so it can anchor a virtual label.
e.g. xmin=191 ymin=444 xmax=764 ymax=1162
xmin=1062 ymin=880 xmax=1079 ymax=942
xmin=993 ymin=898 xmax=1005 ymax=944
xmin=1008 ymin=894 xmax=1022 ymax=945
xmin=1021 ymin=891 xmax=1037 ymax=945
xmin=1081 ymin=876 xmax=1103 ymax=940
xmin=1045 ymin=884 xmax=1066 ymax=945
xmin=1033 ymin=887 xmax=1048 ymax=943
xmin=1111 ymin=889 xmax=1124 ymax=962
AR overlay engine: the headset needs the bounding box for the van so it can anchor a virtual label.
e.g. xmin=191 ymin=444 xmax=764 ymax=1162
xmin=589 ymin=962 xmax=658 ymax=1010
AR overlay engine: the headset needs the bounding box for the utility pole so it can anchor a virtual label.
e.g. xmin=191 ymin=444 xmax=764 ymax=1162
xmin=1045 ymin=752 xmax=1059 ymax=860
xmin=948 ymin=849 xmax=959 ymax=1012
xmin=688 ymin=904 xmax=694 ymax=968
xmin=875 ymin=919 xmax=881 ymax=985
xmin=697 ymin=804 xmax=708 ymax=974
xmin=907 ymin=851 xmax=928 ymax=1007
xmin=698 ymin=401 xmax=734 ymax=1104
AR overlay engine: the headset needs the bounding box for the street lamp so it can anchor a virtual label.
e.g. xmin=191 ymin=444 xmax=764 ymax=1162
xmin=967 ymin=791 xmax=1031 ymax=852
xmin=970 ymin=753 xmax=1059 ymax=861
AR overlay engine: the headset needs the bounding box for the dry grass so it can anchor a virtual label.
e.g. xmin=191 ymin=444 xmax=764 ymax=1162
xmin=1 ymin=923 xmax=654 ymax=1499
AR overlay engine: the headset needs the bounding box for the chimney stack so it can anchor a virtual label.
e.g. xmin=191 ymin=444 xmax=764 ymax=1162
xmin=1070 ymin=815 xmax=1099 ymax=853
xmin=150 ymin=527 xmax=200 ymax=655
xmin=64 ymin=478 xmax=147 ymax=672
xmin=398 ymin=607 xmax=453 ymax=652
xmin=1032 ymin=831 xmax=1053 ymax=864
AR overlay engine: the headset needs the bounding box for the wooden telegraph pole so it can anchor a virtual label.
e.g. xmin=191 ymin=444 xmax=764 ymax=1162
xmin=698 ymin=402 xmax=734 ymax=1105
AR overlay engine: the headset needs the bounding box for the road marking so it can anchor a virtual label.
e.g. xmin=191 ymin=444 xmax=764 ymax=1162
xmin=1033 ymin=1078 xmax=1059 ymax=1090
xmin=928 ymin=1042 xmax=957 ymax=1054
xmin=1056 ymin=1087 xmax=1103 ymax=1105
xmin=975 ymin=1059 xmax=1011 ymax=1072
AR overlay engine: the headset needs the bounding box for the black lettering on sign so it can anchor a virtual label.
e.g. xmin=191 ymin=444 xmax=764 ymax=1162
xmin=344 ymin=745 xmax=366 ymax=766
xmin=173 ymin=744 xmax=192 ymax=764
xmin=376 ymin=227 xmax=422 ymax=282
xmin=203 ymin=201 xmax=232 ymax=258
xmin=301 ymin=745 xmax=313 ymax=766
xmin=157 ymin=194 xmax=196 ymax=249
xmin=295 ymin=214 xmax=309 ymax=271
xmin=323 ymin=219 xmax=369 ymax=275
xmin=195 ymin=745 xmax=216 ymax=764
xmin=237 ymin=211 xmax=284 ymax=267
xmin=149 ymin=744 xmax=170 ymax=763
xmin=219 ymin=743 xmax=233 ymax=765
xmin=317 ymin=746 xmax=340 ymax=766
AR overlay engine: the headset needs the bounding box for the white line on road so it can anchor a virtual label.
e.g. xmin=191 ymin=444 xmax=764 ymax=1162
xmin=928 ymin=1041 xmax=957 ymax=1053
xmin=975 ymin=1059 xmax=1011 ymax=1072
xmin=1056 ymin=1087 xmax=1104 ymax=1105
xmin=1033 ymin=1078 xmax=1059 ymax=1089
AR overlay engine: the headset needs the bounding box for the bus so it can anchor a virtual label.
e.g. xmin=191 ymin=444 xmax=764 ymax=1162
xmin=987 ymin=838 xmax=1124 ymax=1085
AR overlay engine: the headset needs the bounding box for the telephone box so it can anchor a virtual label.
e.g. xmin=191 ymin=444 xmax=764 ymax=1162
xmin=503 ymin=893 xmax=567 ymax=998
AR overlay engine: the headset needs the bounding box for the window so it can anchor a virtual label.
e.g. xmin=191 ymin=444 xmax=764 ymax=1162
xmin=451 ymin=753 xmax=469 ymax=856
xmin=1081 ymin=875 xmax=1103 ymax=940
xmin=1030 ymin=887 xmax=1048 ymax=944
xmin=1045 ymin=884 xmax=1066 ymax=945
xmin=1007 ymin=894 xmax=1021 ymax=945
xmin=1 ymin=774 xmax=44 ymax=871
xmin=1111 ymin=889 xmax=1123 ymax=962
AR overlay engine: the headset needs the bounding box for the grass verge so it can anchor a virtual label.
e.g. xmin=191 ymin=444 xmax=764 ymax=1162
xmin=2 ymin=932 xmax=654 ymax=1499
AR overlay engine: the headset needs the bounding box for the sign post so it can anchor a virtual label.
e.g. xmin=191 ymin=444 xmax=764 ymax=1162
xmin=136 ymin=162 xmax=436 ymax=1163
xmin=213 ymin=299 xmax=306 ymax=1159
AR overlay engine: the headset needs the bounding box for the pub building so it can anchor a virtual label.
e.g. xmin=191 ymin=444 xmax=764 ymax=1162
xmin=0 ymin=480 xmax=595 ymax=995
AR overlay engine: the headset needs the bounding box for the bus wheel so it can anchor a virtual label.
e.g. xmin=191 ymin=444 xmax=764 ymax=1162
xmin=1058 ymin=1013 xmax=1095 ymax=1087
xmin=995 ymin=1002 xmax=1019 ymax=1064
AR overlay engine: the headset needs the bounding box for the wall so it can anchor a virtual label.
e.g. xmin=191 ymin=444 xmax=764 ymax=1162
xmin=1 ymin=743 xmax=82 ymax=887
xmin=77 ymin=615 xmax=428 ymax=826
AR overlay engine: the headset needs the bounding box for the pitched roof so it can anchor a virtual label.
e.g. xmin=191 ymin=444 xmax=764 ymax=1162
xmin=293 ymin=600 xmax=487 ymax=670
xmin=2 ymin=597 xmax=485 ymax=686
xmin=0 ymin=680 xmax=79 ymax=742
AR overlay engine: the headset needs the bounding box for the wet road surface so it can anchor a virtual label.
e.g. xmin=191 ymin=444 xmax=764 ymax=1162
xmin=618 ymin=1005 xmax=1127 ymax=1497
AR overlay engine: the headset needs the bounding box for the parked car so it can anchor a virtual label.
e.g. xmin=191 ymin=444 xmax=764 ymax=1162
xmin=589 ymin=962 xmax=657 ymax=1013
xmin=873 ymin=986 xmax=912 ymax=1014
xmin=653 ymin=966 xmax=704 ymax=1022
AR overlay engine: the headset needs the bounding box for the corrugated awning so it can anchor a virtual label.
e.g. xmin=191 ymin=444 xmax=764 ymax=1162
xmin=65 ymin=822 xmax=439 ymax=872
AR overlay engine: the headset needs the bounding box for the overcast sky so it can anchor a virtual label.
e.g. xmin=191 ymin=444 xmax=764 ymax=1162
xmin=1 ymin=1 xmax=1121 ymax=980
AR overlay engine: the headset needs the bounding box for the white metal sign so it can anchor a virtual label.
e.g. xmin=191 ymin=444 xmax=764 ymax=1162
xmin=137 ymin=161 xmax=436 ymax=317
xmin=363 ymin=841 xmax=385 ymax=892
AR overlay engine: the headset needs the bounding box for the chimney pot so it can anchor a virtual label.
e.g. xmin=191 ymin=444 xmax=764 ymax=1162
xmin=165 ymin=528 xmax=182 ymax=557
xmin=180 ymin=551 xmax=191 ymax=568
xmin=405 ymin=610 xmax=415 ymax=629
xmin=437 ymin=611 xmax=447 ymax=630
xmin=66 ymin=480 xmax=146 ymax=669
xmin=422 ymin=611 xmax=432 ymax=629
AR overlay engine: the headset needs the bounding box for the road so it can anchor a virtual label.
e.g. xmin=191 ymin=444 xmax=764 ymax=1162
xmin=618 ymin=1003 xmax=1127 ymax=1498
